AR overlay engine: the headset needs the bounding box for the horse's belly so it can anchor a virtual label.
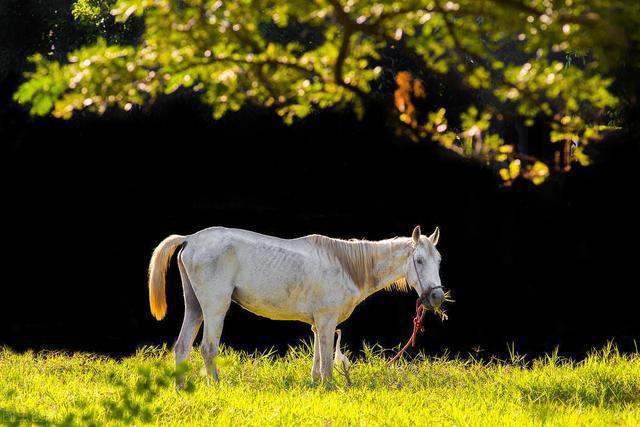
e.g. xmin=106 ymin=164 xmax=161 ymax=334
xmin=229 ymin=247 xmax=323 ymax=322
xmin=231 ymin=283 xmax=314 ymax=323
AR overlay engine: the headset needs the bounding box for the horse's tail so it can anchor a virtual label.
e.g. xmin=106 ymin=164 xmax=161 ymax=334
xmin=148 ymin=234 xmax=186 ymax=320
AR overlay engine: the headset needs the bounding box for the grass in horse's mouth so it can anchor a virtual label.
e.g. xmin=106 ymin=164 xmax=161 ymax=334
xmin=433 ymin=290 xmax=455 ymax=321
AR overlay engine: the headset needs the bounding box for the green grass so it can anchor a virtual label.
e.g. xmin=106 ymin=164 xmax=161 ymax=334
xmin=1 ymin=342 xmax=640 ymax=426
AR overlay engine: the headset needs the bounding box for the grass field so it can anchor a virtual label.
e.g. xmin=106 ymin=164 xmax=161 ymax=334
xmin=1 ymin=343 xmax=640 ymax=426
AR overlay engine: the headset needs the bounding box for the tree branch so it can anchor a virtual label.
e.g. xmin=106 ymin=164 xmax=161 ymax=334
xmin=324 ymin=0 xmax=355 ymax=28
xmin=334 ymin=27 xmax=352 ymax=85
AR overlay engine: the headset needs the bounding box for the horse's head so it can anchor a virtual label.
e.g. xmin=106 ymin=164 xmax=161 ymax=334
xmin=405 ymin=225 xmax=445 ymax=309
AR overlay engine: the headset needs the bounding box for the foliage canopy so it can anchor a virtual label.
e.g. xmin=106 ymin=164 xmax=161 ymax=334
xmin=14 ymin=0 xmax=639 ymax=184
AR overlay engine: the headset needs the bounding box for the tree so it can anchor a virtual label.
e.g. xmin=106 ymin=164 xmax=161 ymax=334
xmin=13 ymin=0 xmax=639 ymax=184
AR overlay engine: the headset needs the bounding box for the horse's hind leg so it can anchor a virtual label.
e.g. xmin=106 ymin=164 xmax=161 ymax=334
xmin=199 ymin=287 xmax=232 ymax=384
xmin=200 ymin=303 xmax=229 ymax=384
xmin=174 ymin=251 xmax=203 ymax=388
xmin=188 ymin=262 xmax=234 ymax=385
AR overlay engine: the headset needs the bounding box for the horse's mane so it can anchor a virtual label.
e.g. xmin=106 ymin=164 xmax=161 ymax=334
xmin=386 ymin=276 xmax=410 ymax=293
xmin=306 ymin=235 xmax=411 ymax=292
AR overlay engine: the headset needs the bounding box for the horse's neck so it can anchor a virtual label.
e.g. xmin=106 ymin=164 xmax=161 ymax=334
xmin=366 ymin=238 xmax=412 ymax=295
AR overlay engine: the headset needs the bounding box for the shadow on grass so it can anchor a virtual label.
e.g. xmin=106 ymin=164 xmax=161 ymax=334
xmin=0 ymin=407 xmax=53 ymax=426
xmin=515 ymin=345 xmax=640 ymax=408
xmin=517 ymin=377 xmax=640 ymax=408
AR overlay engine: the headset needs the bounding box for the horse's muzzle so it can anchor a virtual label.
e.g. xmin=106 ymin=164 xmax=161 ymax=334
xmin=421 ymin=287 xmax=445 ymax=309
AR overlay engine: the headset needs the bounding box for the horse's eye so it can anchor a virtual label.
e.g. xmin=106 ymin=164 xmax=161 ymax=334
xmin=416 ymin=259 xmax=423 ymax=265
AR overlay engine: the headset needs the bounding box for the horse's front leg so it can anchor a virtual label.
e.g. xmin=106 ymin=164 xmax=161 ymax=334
xmin=311 ymin=326 xmax=321 ymax=381
xmin=315 ymin=315 xmax=338 ymax=382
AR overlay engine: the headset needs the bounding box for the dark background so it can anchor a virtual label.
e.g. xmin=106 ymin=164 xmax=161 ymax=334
xmin=2 ymin=1 xmax=639 ymax=359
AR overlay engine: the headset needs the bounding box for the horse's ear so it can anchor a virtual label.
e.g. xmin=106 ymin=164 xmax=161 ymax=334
xmin=429 ymin=226 xmax=440 ymax=246
xmin=411 ymin=225 xmax=421 ymax=245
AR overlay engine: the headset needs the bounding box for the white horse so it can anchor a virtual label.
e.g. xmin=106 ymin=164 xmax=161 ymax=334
xmin=148 ymin=225 xmax=444 ymax=385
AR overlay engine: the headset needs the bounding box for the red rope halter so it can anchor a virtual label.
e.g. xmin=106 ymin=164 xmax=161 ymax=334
xmin=388 ymin=298 xmax=426 ymax=364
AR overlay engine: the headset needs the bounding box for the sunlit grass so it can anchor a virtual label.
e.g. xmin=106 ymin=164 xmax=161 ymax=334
xmin=1 ymin=342 xmax=640 ymax=425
